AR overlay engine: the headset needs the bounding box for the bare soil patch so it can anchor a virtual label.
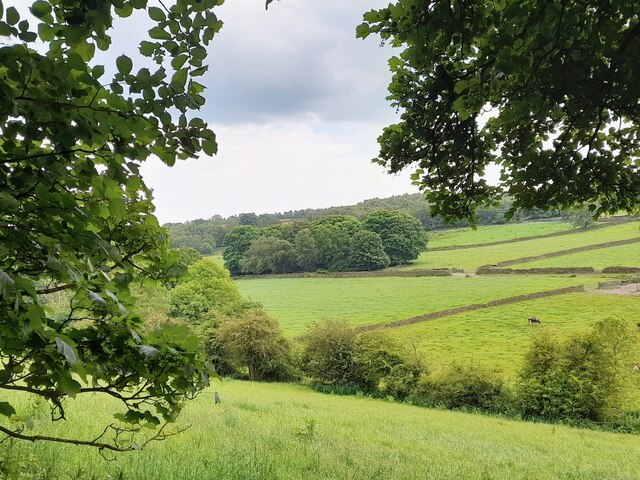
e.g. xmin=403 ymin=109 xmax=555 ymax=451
xmin=594 ymin=283 xmax=640 ymax=296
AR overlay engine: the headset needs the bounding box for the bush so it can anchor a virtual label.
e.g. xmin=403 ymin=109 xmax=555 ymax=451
xmin=215 ymin=309 xmax=296 ymax=381
xmin=300 ymin=320 xmax=360 ymax=385
xmin=415 ymin=363 xmax=510 ymax=412
xmin=516 ymin=318 xmax=638 ymax=422
xmin=300 ymin=324 xmax=426 ymax=398
xmin=354 ymin=333 xmax=425 ymax=399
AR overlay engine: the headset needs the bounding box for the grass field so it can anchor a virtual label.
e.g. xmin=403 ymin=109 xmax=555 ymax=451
xmin=237 ymin=275 xmax=604 ymax=335
xmin=514 ymin=242 xmax=640 ymax=269
xmin=4 ymin=380 xmax=640 ymax=480
xmin=428 ymin=220 xmax=573 ymax=249
xmin=403 ymin=221 xmax=640 ymax=272
xmin=387 ymin=292 xmax=640 ymax=375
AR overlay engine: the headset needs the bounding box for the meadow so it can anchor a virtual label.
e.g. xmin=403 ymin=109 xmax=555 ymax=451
xmin=401 ymin=221 xmax=640 ymax=272
xmin=514 ymin=242 xmax=640 ymax=269
xmin=387 ymin=291 xmax=640 ymax=375
xmin=428 ymin=220 xmax=573 ymax=249
xmin=4 ymin=380 xmax=640 ymax=480
xmin=236 ymin=275 xmax=600 ymax=335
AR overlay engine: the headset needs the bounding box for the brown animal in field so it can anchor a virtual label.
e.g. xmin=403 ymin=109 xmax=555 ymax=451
xmin=636 ymin=322 xmax=640 ymax=329
xmin=634 ymin=365 xmax=640 ymax=373
xmin=528 ymin=317 xmax=541 ymax=324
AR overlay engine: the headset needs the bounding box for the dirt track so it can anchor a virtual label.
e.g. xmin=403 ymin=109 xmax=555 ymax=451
xmin=594 ymin=283 xmax=640 ymax=296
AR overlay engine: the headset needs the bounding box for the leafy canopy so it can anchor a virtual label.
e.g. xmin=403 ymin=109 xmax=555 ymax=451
xmin=359 ymin=0 xmax=640 ymax=222
xmin=0 ymin=0 xmax=222 ymax=451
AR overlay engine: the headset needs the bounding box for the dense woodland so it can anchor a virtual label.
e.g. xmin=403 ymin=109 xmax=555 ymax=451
xmin=167 ymin=194 xmax=565 ymax=254
xmin=222 ymin=210 xmax=427 ymax=275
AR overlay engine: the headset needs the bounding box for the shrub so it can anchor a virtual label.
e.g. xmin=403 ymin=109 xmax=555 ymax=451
xmin=354 ymin=333 xmax=426 ymax=398
xmin=300 ymin=320 xmax=360 ymax=385
xmin=516 ymin=318 xmax=638 ymax=422
xmin=416 ymin=363 xmax=510 ymax=412
xmin=216 ymin=309 xmax=296 ymax=381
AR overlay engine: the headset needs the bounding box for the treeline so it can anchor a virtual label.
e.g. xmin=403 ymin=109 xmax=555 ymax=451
xmin=165 ymin=194 xmax=565 ymax=254
xmin=223 ymin=211 xmax=428 ymax=275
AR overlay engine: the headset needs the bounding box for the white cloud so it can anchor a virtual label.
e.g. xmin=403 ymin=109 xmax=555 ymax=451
xmin=142 ymin=119 xmax=416 ymax=224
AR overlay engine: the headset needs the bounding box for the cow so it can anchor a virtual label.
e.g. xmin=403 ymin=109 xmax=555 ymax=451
xmin=528 ymin=317 xmax=541 ymax=324
xmin=634 ymin=365 xmax=640 ymax=373
xmin=636 ymin=322 xmax=640 ymax=329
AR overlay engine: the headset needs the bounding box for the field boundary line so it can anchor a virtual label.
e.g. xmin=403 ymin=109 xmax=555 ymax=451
xmin=482 ymin=237 xmax=640 ymax=269
xmin=356 ymin=285 xmax=585 ymax=333
xmin=233 ymin=269 xmax=461 ymax=280
xmin=428 ymin=222 xmax=617 ymax=252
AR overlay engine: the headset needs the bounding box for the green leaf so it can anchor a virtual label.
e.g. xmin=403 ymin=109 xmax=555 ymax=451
xmin=38 ymin=23 xmax=54 ymax=41
xmin=30 ymin=0 xmax=51 ymax=18
xmin=0 ymin=269 xmax=14 ymax=298
xmin=149 ymin=26 xmax=171 ymax=40
xmin=202 ymin=138 xmax=217 ymax=156
xmin=171 ymin=68 xmax=188 ymax=90
xmin=6 ymin=6 xmax=19 ymax=25
xmin=116 ymin=54 xmax=133 ymax=75
xmin=55 ymin=337 xmax=77 ymax=365
xmin=356 ymin=23 xmax=370 ymax=39
xmin=88 ymin=290 xmax=107 ymax=306
xmin=0 ymin=402 xmax=16 ymax=417
xmin=148 ymin=6 xmax=165 ymax=21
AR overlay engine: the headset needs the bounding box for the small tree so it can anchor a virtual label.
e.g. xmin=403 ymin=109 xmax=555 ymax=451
xmin=294 ymin=229 xmax=319 ymax=271
xmin=300 ymin=320 xmax=359 ymax=385
xmin=170 ymin=259 xmax=246 ymax=322
xmin=216 ymin=309 xmax=294 ymax=381
xmin=348 ymin=230 xmax=390 ymax=271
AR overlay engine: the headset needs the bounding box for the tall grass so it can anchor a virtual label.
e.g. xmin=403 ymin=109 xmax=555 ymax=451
xmin=3 ymin=381 xmax=640 ymax=480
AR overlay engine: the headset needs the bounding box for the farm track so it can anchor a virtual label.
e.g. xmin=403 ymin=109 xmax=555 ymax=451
xmin=356 ymin=285 xmax=585 ymax=333
xmin=489 ymin=237 xmax=640 ymax=268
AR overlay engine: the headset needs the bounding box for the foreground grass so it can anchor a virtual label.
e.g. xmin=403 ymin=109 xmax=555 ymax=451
xmin=4 ymin=380 xmax=640 ymax=480
xmin=428 ymin=220 xmax=573 ymax=249
xmin=514 ymin=242 xmax=640 ymax=269
xmin=237 ymin=275 xmax=599 ymax=335
xmin=388 ymin=292 xmax=640 ymax=376
xmin=404 ymin=221 xmax=640 ymax=272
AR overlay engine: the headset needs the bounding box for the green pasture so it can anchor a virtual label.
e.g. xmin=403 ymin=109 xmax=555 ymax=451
xmin=405 ymin=221 xmax=640 ymax=272
xmin=4 ymin=380 xmax=640 ymax=480
xmin=514 ymin=242 xmax=640 ymax=269
xmin=237 ymin=275 xmax=602 ymax=335
xmin=388 ymin=292 xmax=640 ymax=376
xmin=428 ymin=220 xmax=573 ymax=249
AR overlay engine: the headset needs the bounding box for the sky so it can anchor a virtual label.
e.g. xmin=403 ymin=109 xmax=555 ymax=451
xmin=126 ymin=0 xmax=419 ymax=223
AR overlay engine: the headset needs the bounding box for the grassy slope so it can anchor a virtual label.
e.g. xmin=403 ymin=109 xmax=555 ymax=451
xmin=237 ymin=276 xmax=602 ymax=335
xmin=405 ymin=221 xmax=640 ymax=271
xmin=428 ymin=220 xmax=573 ymax=249
xmin=388 ymin=292 xmax=640 ymax=375
xmin=7 ymin=380 xmax=640 ymax=480
xmin=514 ymin=242 xmax=640 ymax=269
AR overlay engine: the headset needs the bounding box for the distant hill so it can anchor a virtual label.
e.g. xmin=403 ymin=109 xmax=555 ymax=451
xmin=165 ymin=194 xmax=564 ymax=254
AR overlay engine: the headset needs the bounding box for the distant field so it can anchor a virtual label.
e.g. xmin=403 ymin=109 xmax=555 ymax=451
xmin=388 ymin=292 xmax=640 ymax=375
xmin=5 ymin=380 xmax=640 ymax=480
xmin=428 ymin=220 xmax=573 ymax=249
xmin=237 ymin=276 xmax=601 ymax=335
xmin=515 ymin=242 xmax=640 ymax=269
xmin=404 ymin=221 xmax=640 ymax=271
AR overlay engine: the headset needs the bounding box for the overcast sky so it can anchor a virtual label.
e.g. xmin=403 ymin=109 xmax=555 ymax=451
xmin=128 ymin=0 xmax=418 ymax=223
